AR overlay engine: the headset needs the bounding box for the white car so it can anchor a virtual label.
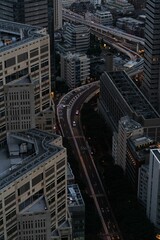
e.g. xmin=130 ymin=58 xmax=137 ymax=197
xmin=72 ymin=121 xmax=76 ymax=127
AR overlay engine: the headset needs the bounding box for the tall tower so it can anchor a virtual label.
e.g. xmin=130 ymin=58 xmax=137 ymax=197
xmin=142 ymin=0 xmax=160 ymax=111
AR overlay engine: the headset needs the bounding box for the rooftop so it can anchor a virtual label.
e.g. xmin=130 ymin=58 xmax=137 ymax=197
xmin=121 ymin=116 xmax=142 ymax=131
xmin=67 ymin=184 xmax=84 ymax=207
xmin=0 ymin=128 xmax=64 ymax=190
xmin=21 ymin=196 xmax=48 ymax=214
xmin=107 ymin=71 xmax=160 ymax=120
xmin=0 ymin=19 xmax=47 ymax=53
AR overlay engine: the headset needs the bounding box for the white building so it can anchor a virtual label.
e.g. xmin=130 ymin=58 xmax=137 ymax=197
xmin=147 ymin=149 xmax=160 ymax=228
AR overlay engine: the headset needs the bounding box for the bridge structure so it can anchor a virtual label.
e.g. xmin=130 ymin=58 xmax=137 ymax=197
xmin=62 ymin=8 xmax=144 ymax=51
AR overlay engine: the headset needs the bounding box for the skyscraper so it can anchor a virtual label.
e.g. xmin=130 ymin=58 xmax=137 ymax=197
xmin=142 ymin=0 xmax=160 ymax=111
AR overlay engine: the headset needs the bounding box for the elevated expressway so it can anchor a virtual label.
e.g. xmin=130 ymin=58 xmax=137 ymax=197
xmin=62 ymin=8 xmax=144 ymax=47
xmin=57 ymin=83 xmax=122 ymax=240
xmin=62 ymin=8 xmax=144 ymax=76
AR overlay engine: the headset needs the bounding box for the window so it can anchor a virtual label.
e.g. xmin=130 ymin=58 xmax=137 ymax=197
xmin=32 ymin=173 xmax=43 ymax=187
xmin=18 ymin=182 xmax=30 ymax=196
xmin=5 ymin=193 xmax=15 ymax=206
xmin=5 ymin=57 xmax=15 ymax=68
xmin=17 ymin=52 xmax=28 ymax=63
xmin=30 ymin=48 xmax=38 ymax=58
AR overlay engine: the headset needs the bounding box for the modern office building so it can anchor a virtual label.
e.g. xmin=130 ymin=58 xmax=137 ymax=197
xmin=64 ymin=23 xmax=90 ymax=53
xmin=0 ymin=0 xmax=62 ymax=32
xmin=0 ymin=20 xmax=56 ymax=145
xmin=0 ymin=128 xmax=72 ymax=240
xmin=112 ymin=116 xmax=155 ymax=188
xmin=98 ymin=71 xmax=160 ymax=140
xmin=146 ymin=149 xmax=160 ymax=228
xmin=138 ymin=164 xmax=149 ymax=207
xmin=0 ymin=0 xmax=49 ymax=28
xmin=142 ymin=0 xmax=160 ymax=111
xmin=61 ymin=52 xmax=90 ymax=89
xmin=112 ymin=116 xmax=143 ymax=171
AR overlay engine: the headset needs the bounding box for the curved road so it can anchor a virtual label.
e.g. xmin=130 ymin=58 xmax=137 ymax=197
xmin=57 ymin=83 xmax=122 ymax=240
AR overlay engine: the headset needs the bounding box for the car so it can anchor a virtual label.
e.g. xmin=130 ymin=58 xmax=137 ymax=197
xmin=72 ymin=121 xmax=76 ymax=127
xmin=101 ymin=208 xmax=104 ymax=213
xmin=75 ymin=110 xmax=79 ymax=115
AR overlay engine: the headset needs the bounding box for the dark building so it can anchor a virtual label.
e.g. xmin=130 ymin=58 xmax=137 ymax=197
xmin=142 ymin=0 xmax=160 ymax=111
xmin=129 ymin=0 xmax=146 ymax=9
xmin=98 ymin=71 xmax=160 ymax=140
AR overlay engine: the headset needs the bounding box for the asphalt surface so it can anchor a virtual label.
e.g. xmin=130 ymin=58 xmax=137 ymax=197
xmin=57 ymin=83 xmax=122 ymax=240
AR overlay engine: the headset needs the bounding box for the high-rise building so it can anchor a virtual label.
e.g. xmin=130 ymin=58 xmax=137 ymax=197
xmin=142 ymin=0 xmax=160 ymax=111
xmin=64 ymin=23 xmax=90 ymax=53
xmin=0 ymin=20 xmax=55 ymax=145
xmin=146 ymin=149 xmax=160 ymax=228
xmin=61 ymin=52 xmax=90 ymax=89
xmin=0 ymin=128 xmax=72 ymax=240
xmin=0 ymin=0 xmax=49 ymax=28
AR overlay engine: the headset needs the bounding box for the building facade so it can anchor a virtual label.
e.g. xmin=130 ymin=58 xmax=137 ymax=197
xmin=142 ymin=0 xmax=160 ymax=111
xmin=64 ymin=23 xmax=90 ymax=53
xmin=61 ymin=52 xmax=90 ymax=89
xmin=93 ymin=10 xmax=113 ymax=26
xmin=98 ymin=71 xmax=160 ymax=140
xmin=147 ymin=149 xmax=160 ymax=228
xmin=0 ymin=129 xmax=72 ymax=240
xmin=0 ymin=20 xmax=55 ymax=145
